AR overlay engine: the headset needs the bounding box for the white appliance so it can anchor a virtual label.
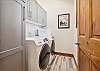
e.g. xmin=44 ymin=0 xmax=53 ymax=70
xmin=25 ymin=36 xmax=54 ymax=71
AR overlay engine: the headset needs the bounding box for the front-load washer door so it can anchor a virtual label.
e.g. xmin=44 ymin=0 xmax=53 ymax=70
xmin=39 ymin=43 xmax=50 ymax=70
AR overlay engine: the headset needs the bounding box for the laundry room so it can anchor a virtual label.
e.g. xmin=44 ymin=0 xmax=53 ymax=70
xmin=25 ymin=0 xmax=77 ymax=71
xmin=1 ymin=0 xmax=100 ymax=71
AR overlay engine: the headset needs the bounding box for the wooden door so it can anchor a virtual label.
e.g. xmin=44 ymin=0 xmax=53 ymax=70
xmin=77 ymin=0 xmax=100 ymax=71
xmin=77 ymin=0 xmax=91 ymax=70
xmin=90 ymin=0 xmax=100 ymax=70
xmin=0 ymin=0 xmax=25 ymax=71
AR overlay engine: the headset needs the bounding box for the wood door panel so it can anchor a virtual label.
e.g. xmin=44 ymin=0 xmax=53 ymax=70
xmin=91 ymin=55 xmax=100 ymax=69
xmin=78 ymin=48 xmax=90 ymax=71
xmin=92 ymin=65 xmax=99 ymax=71
xmin=89 ymin=0 xmax=100 ymax=70
xmin=88 ymin=39 xmax=100 ymax=69
xmin=79 ymin=0 xmax=86 ymax=35
xmin=78 ymin=36 xmax=92 ymax=56
xmin=77 ymin=0 xmax=100 ymax=70
xmin=92 ymin=0 xmax=100 ymax=36
xmin=79 ymin=0 xmax=89 ymax=36
xmin=79 ymin=36 xmax=87 ymax=47
xmin=91 ymin=62 xmax=100 ymax=71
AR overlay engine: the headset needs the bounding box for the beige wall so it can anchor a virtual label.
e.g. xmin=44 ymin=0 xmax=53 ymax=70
xmin=36 ymin=0 xmax=77 ymax=60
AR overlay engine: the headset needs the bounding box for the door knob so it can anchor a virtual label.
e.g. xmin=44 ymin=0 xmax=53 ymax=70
xmin=75 ymin=42 xmax=80 ymax=46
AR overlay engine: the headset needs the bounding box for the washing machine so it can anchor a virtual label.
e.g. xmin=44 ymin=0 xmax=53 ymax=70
xmin=25 ymin=37 xmax=55 ymax=71
xmin=39 ymin=38 xmax=56 ymax=70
